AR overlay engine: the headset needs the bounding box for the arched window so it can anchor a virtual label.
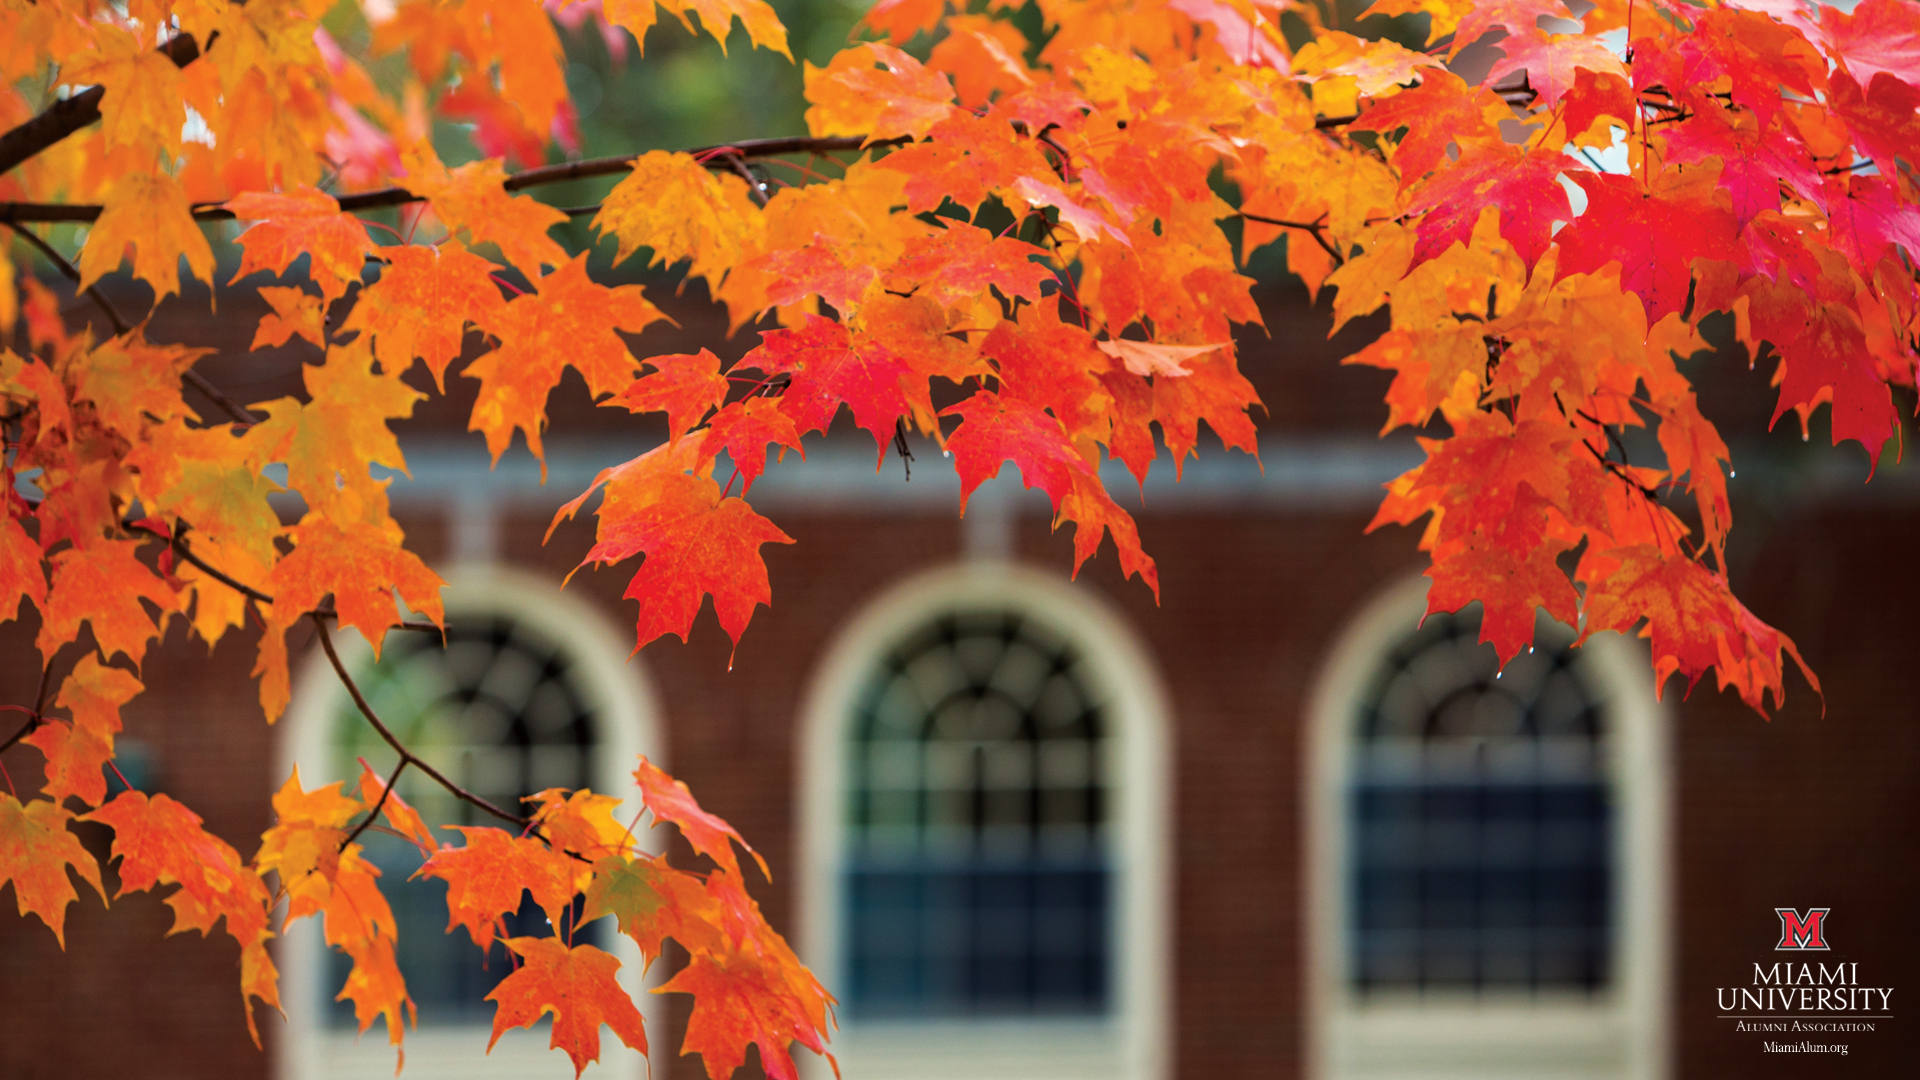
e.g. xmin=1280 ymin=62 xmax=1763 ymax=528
xmin=277 ymin=569 xmax=663 ymax=1080
xmin=799 ymin=565 xmax=1169 ymax=1080
xmin=1306 ymin=578 xmax=1670 ymax=1080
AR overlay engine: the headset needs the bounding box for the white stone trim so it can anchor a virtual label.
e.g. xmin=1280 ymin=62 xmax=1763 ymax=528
xmin=1303 ymin=575 xmax=1671 ymax=1080
xmin=795 ymin=562 xmax=1172 ymax=1080
xmin=274 ymin=565 xmax=667 ymax=1080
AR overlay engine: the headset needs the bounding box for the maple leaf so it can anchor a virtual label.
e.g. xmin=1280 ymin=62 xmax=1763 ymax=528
xmin=527 ymin=788 xmax=636 ymax=864
xmin=661 ymin=935 xmax=834 ymax=1080
xmin=253 ymin=768 xmax=364 ymax=906
xmin=1406 ymin=146 xmax=1572 ymax=273
xmin=943 ymin=390 xmax=1090 ymax=513
xmin=804 ymin=43 xmax=958 ymax=141
xmin=1096 ymin=340 xmax=1229 ymax=379
xmin=581 ymin=853 xmax=724 ymax=960
xmin=250 ymin=286 xmax=329 ymax=351
xmin=486 ymin=937 xmax=648 ymax=1078
xmin=81 ymin=790 xmax=277 ymax=1040
xmin=1581 ymin=545 xmax=1819 ymax=715
xmin=700 ymin=397 xmax=804 ymax=494
xmin=1660 ymin=111 xmax=1821 ymax=228
xmin=225 ymin=187 xmax=378 ymax=302
xmin=25 ymin=654 xmax=143 ymax=808
xmin=632 ymin=757 xmax=769 ymax=880
xmin=887 ymin=224 xmax=1052 ymax=310
xmin=1350 ymin=70 xmax=1511 ymax=187
xmin=468 ymin=255 xmax=666 ymax=471
xmin=594 ymin=151 xmax=764 ymax=284
xmin=77 ymin=172 xmax=214 ymax=299
xmin=1819 ymin=0 xmax=1920 ymax=87
xmin=62 ymin=27 xmax=185 ymax=159
xmin=612 ymin=350 xmax=730 ymax=445
xmin=748 ymin=315 xmax=926 ymax=461
xmin=1554 ymin=172 xmax=1741 ymax=323
xmin=666 ymin=0 xmax=792 ymax=58
xmin=341 ymin=242 xmax=507 ymax=391
xmin=1746 ymin=282 xmax=1900 ymax=468
xmin=268 ymin=516 xmax=447 ymax=658
xmin=337 ymin=931 xmax=414 ymax=1050
xmin=415 ymin=826 xmax=578 ymax=953
xmin=861 ymin=0 xmax=949 ymax=44
xmin=0 ymin=501 xmax=47 ymax=624
xmin=876 ymin=111 xmax=1059 ymax=214
xmin=1057 ymin=468 xmax=1160 ymax=599
xmin=0 ymin=794 xmax=105 ymax=948
xmin=1152 ymin=351 xmax=1263 ymax=479
xmin=1011 ymin=176 xmax=1133 ymax=247
xmin=403 ymin=148 xmax=569 ymax=276
xmin=551 ymin=442 xmax=794 ymax=652
xmin=36 ymin=537 xmax=177 ymax=668
xmin=929 ymin=16 xmax=1036 ymax=108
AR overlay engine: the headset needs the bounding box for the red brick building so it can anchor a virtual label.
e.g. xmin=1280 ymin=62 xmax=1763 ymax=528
xmin=3 ymin=280 xmax=1915 ymax=1079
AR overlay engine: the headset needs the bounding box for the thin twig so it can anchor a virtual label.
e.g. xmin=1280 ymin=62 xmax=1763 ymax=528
xmin=312 ymin=614 xmax=528 ymax=828
xmin=340 ymin=756 xmax=407 ymax=852
xmin=1239 ymin=211 xmax=1345 ymax=265
xmin=1 ymin=221 xmax=132 ymax=336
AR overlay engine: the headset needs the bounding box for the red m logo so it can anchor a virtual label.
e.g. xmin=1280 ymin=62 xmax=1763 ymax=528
xmin=1776 ymin=907 xmax=1832 ymax=950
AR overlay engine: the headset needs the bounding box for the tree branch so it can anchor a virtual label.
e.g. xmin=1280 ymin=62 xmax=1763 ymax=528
xmin=0 ymin=33 xmax=205 ymax=180
xmin=0 ymin=134 xmax=911 ymax=225
xmin=311 ymin=613 xmax=529 ymax=829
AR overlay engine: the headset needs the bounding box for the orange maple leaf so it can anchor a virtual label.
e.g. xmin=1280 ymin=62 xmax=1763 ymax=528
xmin=632 ymin=757 xmax=768 ymax=880
xmin=414 ymin=826 xmax=577 ymax=953
xmin=341 ymin=242 xmax=507 ymax=391
xmin=225 ymin=187 xmax=379 ymax=302
xmin=25 ymin=654 xmax=143 ymax=808
xmin=552 ymin=442 xmax=795 ymax=652
xmin=612 ymin=350 xmax=730 ymax=445
xmin=0 ymin=794 xmax=106 ymax=948
xmin=468 ymin=255 xmax=667 ymax=472
xmin=487 ymin=937 xmax=649 ymax=1078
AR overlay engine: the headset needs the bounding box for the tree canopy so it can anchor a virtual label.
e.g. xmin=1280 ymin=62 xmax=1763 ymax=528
xmin=3 ymin=0 xmax=1916 ymax=1075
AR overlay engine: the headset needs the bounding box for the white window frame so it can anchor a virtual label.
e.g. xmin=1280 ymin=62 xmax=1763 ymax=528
xmin=796 ymin=562 xmax=1172 ymax=1080
xmin=1304 ymin=575 xmax=1671 ymax=1080
xmin=274 ymin=565 xmax=667 ymax=1080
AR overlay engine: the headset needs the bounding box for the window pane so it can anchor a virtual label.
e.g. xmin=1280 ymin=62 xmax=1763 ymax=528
xmin=1348 ymin=607 xmax=1612 ymax=994
xmin=844 ymin=611 xmax=1111 ymax=1018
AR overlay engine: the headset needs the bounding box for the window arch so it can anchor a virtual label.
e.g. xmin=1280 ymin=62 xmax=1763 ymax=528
xmin=1305 ymin=576 xmax=1670 ymax=1080
xmin=798 ymin=564 xmax=1170 ymax=1080
xmin=276 ymin=567 xmax=665 ymax=1080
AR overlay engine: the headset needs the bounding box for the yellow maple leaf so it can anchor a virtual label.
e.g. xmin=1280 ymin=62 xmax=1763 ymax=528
xmin=78 ymin=172 xmax=215 ymax=299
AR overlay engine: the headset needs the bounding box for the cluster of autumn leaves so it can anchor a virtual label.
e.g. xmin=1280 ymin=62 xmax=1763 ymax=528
xmin=6 ymin=0 xmax=1920 ymax=1073
xmin=3 ymin=747 xmax=829 ymax=1079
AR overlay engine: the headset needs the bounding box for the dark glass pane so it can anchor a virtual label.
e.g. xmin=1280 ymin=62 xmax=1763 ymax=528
xmin=843 ymin=610 xmax=1112 ymax=1018
xmin=1348 ymin=607 xmax=1613 ymax=994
